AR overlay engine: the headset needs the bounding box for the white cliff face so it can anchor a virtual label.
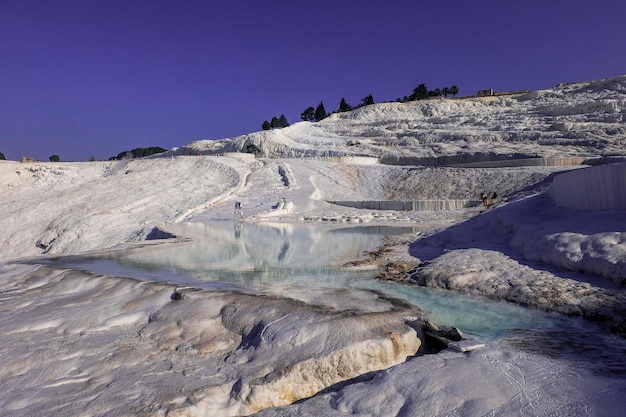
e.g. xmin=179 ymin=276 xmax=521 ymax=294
xmin=548 ymin=162 xmax=626 ymax=210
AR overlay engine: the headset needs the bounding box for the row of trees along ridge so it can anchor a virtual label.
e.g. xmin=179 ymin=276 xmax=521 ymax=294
xmin=301 ymin=94 xmax=374 ymax=123
xmin=399 ymin=84 xmax=459 ymax=102
xmin=262 ymin=83 xmax=459 ymax=129
xmin=262 ymin=114 xmax=289 ymax=130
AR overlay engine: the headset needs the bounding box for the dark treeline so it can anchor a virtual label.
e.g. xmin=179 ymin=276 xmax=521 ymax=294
xmin=262 ymin=83 xmax=459 ymax=129
xmin=299 ymin=94 xmax=375 ymax=123
xmin=0 ymin=147 xmax=168 ymax=162
xmin=398 ymin=84 xmax=459 ymax=102
xmin=262 ymin=114 xmax=290 ymax=130
xmin=109 ymin=147 xmax=167 ymax=161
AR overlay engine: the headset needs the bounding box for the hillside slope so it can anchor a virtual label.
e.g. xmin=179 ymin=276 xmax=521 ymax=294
xmin=180 ymin=74 xmax=626 ymax=162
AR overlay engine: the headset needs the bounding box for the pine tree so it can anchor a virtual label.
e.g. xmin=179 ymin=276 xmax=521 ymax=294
xmin=339 ymin=98 xmax=352 ymax=112
xmin=262 ymin=120 xmax=271 ymax=130
xmin=412 ymin=84 xmax=429 ymax=100
xmin=278 ymin=114 xmax=289 ymax=127
xmin=360 ymin=94 xmax=374 ymax=106
xmin=442 ymin=87 xmax=450 ymax=98
xmin=301 ymin=106 xmax=315 ymax=121
xmin=450 ymin=85 xmax=459 ymax=97
xmin=0 ymin=151 xmax=5 ymax=160
xmin=315 ymin=102 xmax=327 ymax=121
xmin=271 ymin=116 xmax=280 ymax=128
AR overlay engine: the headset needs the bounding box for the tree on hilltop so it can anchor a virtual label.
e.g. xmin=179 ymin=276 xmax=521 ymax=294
xmin=49 ymin=154 xmax=61 ymax=162
xmin=450 ymin=85 xmax=459 ymax=97
xmin=412 ymin=84 xmax=429 ymax=100
xmin=301 ymin=106 xmax=315 ymax=121
xmin=360 ymin=94 xmax=374 ymax=107
xmin=429 ymin=88 xmax=441 ymax=97
xmin=315 ymin=102 xmax=327 ymax=121
xmin=338 ymin=98 xmax=352 ymax=112
xmin=263 ymin=114 xmax=289 ymax=130
xmin=0 ymin=151 xmax=5 ymax=160
xmin=109 ymin=146 xmax=167 ymax=160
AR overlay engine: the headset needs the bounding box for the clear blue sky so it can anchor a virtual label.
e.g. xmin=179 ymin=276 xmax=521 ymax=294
xmin=1 ymin=0 xmax=624 ymax=161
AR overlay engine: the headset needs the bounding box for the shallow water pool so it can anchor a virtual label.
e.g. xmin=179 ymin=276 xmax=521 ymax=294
xmin=43 ymin=221 xmax=573 ymax=340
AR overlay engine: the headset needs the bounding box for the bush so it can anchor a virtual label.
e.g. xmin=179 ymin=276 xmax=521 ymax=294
xmin=109 ymin=147 xmax=167 ymax=160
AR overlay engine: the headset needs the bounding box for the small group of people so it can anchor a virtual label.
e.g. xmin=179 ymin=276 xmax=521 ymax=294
xmin=234 ymin=201 xmax=244 ymax=219
xmin=480 ymin=191 xmax=498 ymax=206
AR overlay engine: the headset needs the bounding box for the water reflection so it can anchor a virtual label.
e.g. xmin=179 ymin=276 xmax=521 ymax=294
xmin=122 ymin=221 xmax=400 ymax=271
xmin=44 ymin=221 xmax=572 ymax=339
xmin=112 ymin=222 xmax=392 ymax=291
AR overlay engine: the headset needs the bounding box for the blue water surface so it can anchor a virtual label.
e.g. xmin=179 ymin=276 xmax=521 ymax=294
xmin=44 ymin=221 xmax=574 ymax=341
